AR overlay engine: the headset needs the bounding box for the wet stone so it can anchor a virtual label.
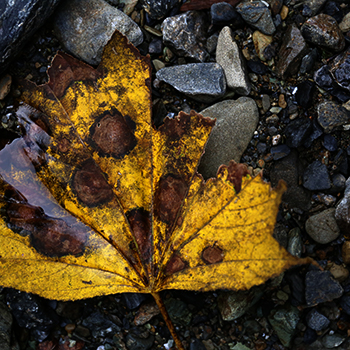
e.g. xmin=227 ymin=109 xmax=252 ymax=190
xmin=54 ymin=0 xmax=143 ymax=65
xmin=197 ymin=98 xmax=259 ymax=179
xmin=302 ymin=0 xmax=327 ymax=16
xmin=301 ymin=14 xmax=345 ymax=52
xmin=323 ymin=134 xmax=338 ymax=151
xmin=330 ymin=47 xmax=350 ymax=92
xmin=141 ymin=0 xmax=179 ymax=20
xmin=210 ymin=2 xmax=243 ymax=27
xmin=276 ymin=24 xmax=308 ymax=78
xmin=161 ymin=11 xmax=209 ymax=62
xmin=82 ymin=311 xmax=120 ymax=339
xmin=323 ymin=1 xmax=343 ymax=23
xmin=295 ymin=81 xmax=316 ymax=109
xmin=305 ymin=208 xmax=340 ymax=244
xmin=268 ymin=306 xmax=300 ymax=348
xmin=216 ymin=26 xmax=251 ymax=95
xmin=0 ymin=302 xmax=12 ymax=350
xmin=284 ymin=117 xmax=312 ymax=148
xmin=303 ymin=160 xmax=331 ymax=191
xmin=300 ymin=48 xmax=318 ymax=74
xmin=317 ymin=101 xmax=350 ymax=133
xmin=156 ymin=63 xmax=225 ymax=103
xmin=287 ymin=227 xmax=302 ymax=258
xmin=306 ymin=309 xmax=330 ymax=331
xmin=236 ymin=1 xmax=276 ymax=35
xmin=247 ymin=59 xmax=269 ymax=74
xmin=271 ymin=144 xmax=291 ymax=160
xmin=122 ymin=293 xmax=147 ymax=310
xmin=305 ymin=270 xmax=343 ymax=306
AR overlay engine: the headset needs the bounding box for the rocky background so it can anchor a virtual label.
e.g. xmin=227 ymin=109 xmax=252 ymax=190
xmin=1 ymin=0 xmax=350 ymax=349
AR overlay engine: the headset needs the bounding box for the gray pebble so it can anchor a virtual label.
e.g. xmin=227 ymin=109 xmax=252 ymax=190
xmin=306 ymin=309 xmax=330 ymax=331
xmin=321 ymin=334 xmax=346 ymax=348
xmin=156 ymin=63 xmax=226 ymax=103
xmin=197 ymin=98 xmax=259 ymax=179
xmin=305 ymin=208 xmax=340 ymax=244
xmin=317 ymin=101 xmax=350 ymax=133
xmin=54 ymin=0 xmax=143 ymax=65
xmin=287 ymin=227 xmax=302 ymax=258
xmin=303 ymin=160 xmax=331 ymax=191
xmin=216 ymin=26 xmax=251 ymax=95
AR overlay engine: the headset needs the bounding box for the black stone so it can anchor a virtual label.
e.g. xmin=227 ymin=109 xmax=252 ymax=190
xmin=141 ymin=0 xmax=180 ymax=20
xmin=303 ymin=160 xmax=331 ymax=190
xmin=210 ymin=2 xmax=243 ymax=27
xmin=122 ymin=293 xmax=147 ymax=310
xmin=190 ymin=339 xmax=207 ymax=350
xmin=305 ymin=270 xmax=343 ymax=306
xmin=82 ymin=311 xmax=120 ymax=339
xmin=323 ymin=134 xmax=338 ymax=151
xmin=286 ymin=272 xmax=305 ymax=306
xmin=284 ymin=118 xmax=312 ymax=148
xmin=300 ymin=48 xmax=318 ymax=74
xmin=323 ymin=1 xmax=343 ymax=23
xmin=304 ymin=119 xmax=324 ymax=148
xmin=0 ymin=0 xmax=61 ymax=75
xmin=340 ymin=295 xmax=350 ymax=316
xmin=148 ymin=38 xmax=163 ymax=54
xmin=306 ymin=309 xmax=330 ymax=331
xmin=126 ymin=330 xmax=155 ymax=350
xmin=247 ymin=60 xmax=269 ymax=74
xmin=303 ymin=327 xmax=318 ymax=344
xmin=271 ymin=144 xmax=291 ymax=160
xmin=295 ymin=81 xmax=316 ymax=109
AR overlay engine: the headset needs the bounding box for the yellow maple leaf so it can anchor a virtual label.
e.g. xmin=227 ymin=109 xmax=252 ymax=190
xmin=0 ymin=31 xmax=310 ymax=349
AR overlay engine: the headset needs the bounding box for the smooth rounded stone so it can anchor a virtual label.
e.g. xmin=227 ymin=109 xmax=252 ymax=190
xmin=300 ymin=48 xmax=318 ymax=74
xmin=317 ymin=101 xmax=350 ymax=133
xmin=339 ymin=12 xmax=350 ymax=32
xmin=197 ymin=98 xmax=258 ymax=179
xmin=305 ymin=209 xmax=340 ymax=244
xmin=268 ymin=306 xmax=300 ymax=348
xmin=302 ymin=0 xmax=327 ymax=16
xmin=305 ymin=270 xmax=343 ymax=307
xmin=54 ymin=0 xmax=143 ymax=65
xmin=330 ymin=47 xmax=350 ymax=92
xmin=164 ymin=298 xmax=191 ymax=326
xmin=306 ymin=309 xmax=330 ymax=331
xmin=141 ymin=0 xmax=179 ymax=20
xmin=323 ymin=134 xmax=338 ymax=151
xmin=284 ymin=118 xmax=312 ymax=148
xmin=210 ymin=2 xmax=243 ymax=27
xmin=270 ymin=151 xmax=311 ymax=211
xmin=236 ymin=1 xmax=276 ymax=35
xmin=321 ymin=334 xmax=346 ymax=348
xmin=126 ymin=331 xmax=154 ymax=350
xmin=287 ymin=227 xmax=302 ymax=258
xmin=252 ymin=30 xmax=273 ymax=62
xmin=0 ymin=302 xmax=12 ymax=350
xmin=271 ymin=144 xmax=290 ymax=160
xmin=218 ymin=287 xmax=264 ymax=321
xmin=331 ymin=173 xmax=346 ymax=193
xmin=216 ymin=27 xmax=251 ymax=95
xmin=303 ymin=160 xmax=331 ymax=191
xmin=275 ymin=24 xmax=308 ymax=79
xmin=335 ymin=177 xmax=350 ymax=233
xmin=261 ymin=94 xmax=270 ymax=112
xmin=161 ymin=11 xmax=209 ymax=62
xmin=295 ymin=81 xmax=316 ymax=109
xmin=301 ymin=14 xmax=345 ymax=53
xmin=0 ymin=0 xmax=61 ymax=75
xmin=156 ymin=63 xmax=226 ymax=103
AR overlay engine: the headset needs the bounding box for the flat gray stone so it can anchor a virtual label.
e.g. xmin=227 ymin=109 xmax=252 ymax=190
xmin=305 ymin=208 xmax=340 ymax=244
xmin=54 ymin=0 xmax=143 ymax=65
xmin=156 ymin=63 xmax=226 ymax=103
xmin=216 ymin=27 xmax=251 ymax=95
xmin=197 ymin=98 xmax=258 ymax=179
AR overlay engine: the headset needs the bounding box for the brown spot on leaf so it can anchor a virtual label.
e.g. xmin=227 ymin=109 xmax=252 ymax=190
xmin=217 ymin=161 xmax=249 ymax=193
xmin=90 ymin=110 xmax=136 ymax=158
xmin=72 ymin=159 xmax=113 ymax=206
xmin=57 ymin=138 xmax=70 ymax=153
xmin=127 ymin=208 xmax=151 ymax=263
xmin=202 ymin=245 xmax=224 ymax=264
xmin=165 ymin=254 xmax=187 ymax=275
xmin=155 ymin=174 xmax=187 ymax=224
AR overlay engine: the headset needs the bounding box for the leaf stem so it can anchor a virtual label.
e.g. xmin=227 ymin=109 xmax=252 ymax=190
xmin=151 ymin=292 xmax=185 ymax=350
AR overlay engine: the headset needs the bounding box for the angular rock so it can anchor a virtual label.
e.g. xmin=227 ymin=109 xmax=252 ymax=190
xmin=266 ymin=0 xmax=283 ymax=16
xmin=330 ymin=47 xmax=350 ymax=92
xmin=300 ymin=48 xmax=318 ymax=75
xmin=141 ymin=0 xmax=180 ymax=20
xmin=306 ymin=309 xmax=330 ymax=331
xmin=284 ymin=118 xmax=312 ymax=148
xmin=276 ymin=24 xmax=308 ymax=78
xmin=302 ymin=0 xmax=327 ymax=16
xmin=305 ymin=208 xmax=340 ymax=244
xmin=122 ymin=293 xmax=147 ymax=310
xmin=271 ymin=144 xmax=290 ymax=160
xmin=82 ymin=311 xmax=120 ymax=338
xmin=252 ymin=30 xmax=273 ymax=62
xmin=216 ymin=26 xmax=251 ymax=95
xmin=321 ymin=334 xmax=347 ymax=348
xmin=335 ymin=177 xmax=350 ymax=233
xmin=339 ymin=12 xmax=350 ymax=32
xmin=161 ymin=11 xmax=209 ymax=62
xmin=197 ymin=98 xmax=259 ymax=178
xmin=295 ymin=81 xmax=316 ymax=109
xmin=126 ymin=331 xmax=154 ymax=350
xmin=317 ymin=101 xmax=350 ymax=133
xmin=305 ymin=270 xmax=343 ymax=306
xmin=301 ymin=14 xmax=345 ymax=52
xmin=54 ymin=0 xmax=143 ymax=65
xmin=156 ymin=63 xmax=226 ymax=103
xmin=303 ymin=160 xmax=331 ymax=191
xmin=236 ymin=1 xmax=276 ymax=35
xmin=210 ymin=2 xmax=243 ymax=27
xmin=0 ymin=302 xmax=12 ymax=350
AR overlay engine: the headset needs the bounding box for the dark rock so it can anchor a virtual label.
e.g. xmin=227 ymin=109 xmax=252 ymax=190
xmin=330 ymin=47 xmax=350 ymax=92
xmin=148 ymin=38 xmax=163 ymax=54
xmin=122 ymin=293 xmax=147 ymax=310
xmin=6 ymin=290 xmax=59 ymax=342
xmin=267 ymin=0 xmax=283 ymax=16
xmin=126 ymin=330 xmax=154 ymax=350
xmin=271 ymin=144 xmax=291 ymax=160
xmin=0 ymin=302 xmax=12 ymax=350
xmin=286 ymin=272 xmax=305 ymax=306
xmin=304 ymin=118 xmax=324 ymax=148
xmin=295 ymin=81 xmax=316 ymax=109
xmin=321 ymin=334 xmax=347 ymax=348
xmin=190 ymin=339 xmax=207 ymax=350
xmin=303 ymin=327 xmax=318 ymax=344
xmin=302 ymin=0 xmax=327 ymax=16
xmin=306 ymin=309 xmax=330 ymax=331
xmin=276 ymin=24 xmax=308 ymax=78
xmin=156 ymin=63 xmax=226 ymax=102
xmin=317 ymin=101 xmax=350 ymax=133
xmin=0 ymin=0 xmax=61 ymax=75
xmin=161 ymin=11 xmax=209 ymax=62
xmin=164 ymin=298 xmax=192 ymax=326
xmin=284 ymin=118 xmax=312 ymax=148
xmin=323 ymin=1 xmax=343 ymax=22
xmin=305 ymin=270 xmax=343 ymax=306
xmin=236 ymin=1 xmax=276 ymax=35
xmin=299 ymin=48 xmax=318 ymax=75
xmin=323 ymin=134 xmax=338 ymax=151
xmin=82 ymin=311 xmax=120 ymax=338
xmin=340 ymin=295 xmax=350 ymax=316
xmin=53 ymin=0 xmax=143 ymax=65
xmin=141 ymin=0 xmax=180 ymax=20
xmin=301 ymin=14 xmax=345 ymax=52
xmin=247 ymin=60 xmax=269 ymax=74
xmin=210 ymin=2 xmax=243 ymax=27
xmin=270 ymin=151 xmax=311 ymax=211
xmin=335 ymin=177 xmax=350 ymax=232
xmin=303 ymin=160 xmax=331 ymax=190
